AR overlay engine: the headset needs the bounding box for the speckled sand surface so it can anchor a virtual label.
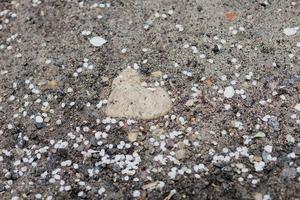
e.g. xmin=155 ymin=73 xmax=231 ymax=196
xmin=0 ymin=0 xmax=300 ymax=199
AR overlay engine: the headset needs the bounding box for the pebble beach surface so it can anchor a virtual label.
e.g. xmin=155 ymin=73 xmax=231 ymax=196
xmin=0 ymin=0 xmax=300 ymax=199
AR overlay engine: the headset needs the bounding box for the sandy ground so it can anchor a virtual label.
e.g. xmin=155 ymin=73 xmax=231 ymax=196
xmin=0 ymin=0 xmax=300 ymax=199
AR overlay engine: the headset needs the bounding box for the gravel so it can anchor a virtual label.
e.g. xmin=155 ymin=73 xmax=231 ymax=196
xmin=1 ymin=0 xmax=300 ymax=199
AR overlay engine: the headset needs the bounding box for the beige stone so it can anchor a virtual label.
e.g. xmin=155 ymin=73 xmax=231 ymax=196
xmin=254 ymin=193 xmax=263 ymax=200
xmin=105 ymin=68 xmax=172 ymax=120
xmin=47 ymin=80 xmax=58 ymax=89
xmin=185 ymin=99 xmax=195 ymax=107
xmin=175 ymin=149 xmax=186 ymax=160
xmin=112 ymin=68 xmax=140 ymax=88
xmin=128 ymin=131 xmax=139 ymax=142
xmin=101 ymin=76 xmax=109 ymax=82
xmin=150 ymin=70 xmax=163 ymax=78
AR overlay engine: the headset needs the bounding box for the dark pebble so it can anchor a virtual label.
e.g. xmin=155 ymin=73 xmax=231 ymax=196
xmin=17 ymin=135 xmax=27 ymax=148
xmin=90 ymin=137 xmax=98 ymax=147
xmin=11 ymin=173 xmax=19 ymax=180
xmin=212 ymin=45 xmax=220 ymax=54
xmin=112 ymin=164 xmax=121 ymax=172
xmin=221 ymin=166 xmax=232 ymax=172
xmin=0 ymin=185 xmax=6 ymax=192
xmin=244 ymin=97 xmax=254 ymax=107
xmin=35 ymin=122 xmax=44 ymax=129
xmin=140 ymin=66 xmax=151 ymax=75
xmin=57 ymin=148 xmax=68 ymax=159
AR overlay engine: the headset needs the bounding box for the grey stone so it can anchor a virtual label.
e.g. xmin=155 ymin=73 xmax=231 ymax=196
xmin=268 ymin=116 xmax=280 ymax=131
xmin=281 ymin=167 xmax=297 ymax=181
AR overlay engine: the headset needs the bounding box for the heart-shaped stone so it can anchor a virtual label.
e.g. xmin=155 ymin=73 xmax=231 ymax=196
xmin=105 ymin=68 xmax=172 ymax=120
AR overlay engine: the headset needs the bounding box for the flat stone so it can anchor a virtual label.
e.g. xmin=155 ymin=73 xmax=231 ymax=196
xmin=175 ymin=149 xmax=186 ymax=160
xmin=294 ymin=103 xmax=300 ymax=111
xmin=128 ymin=131 xmax=139 ymax=142
xmin=89 ymin=36 xmax=107 ymax=47
xmin=185 ymin=99 xmax=195 ymax=107
xmin=35 ymin=116 xmax=43 ymax=123
xmin=47 ymin=80 xmax=59 ymax=89
xmin=281 ymin=167 xmax=297 ymax=181
xmin=267 ymin=116 xmax=280 ymax=131
xmin=105 ymin=68 xmax=172 ymax=120
xmin=283 ymin=27 xmax=299 ymax=36
xmin=111 ymin=68 xmax=140 ymax=89
xmin=224 ymin=86 xmax=235 ymax=98
xmin=150 ymin=71 xmax=163 ymax=78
